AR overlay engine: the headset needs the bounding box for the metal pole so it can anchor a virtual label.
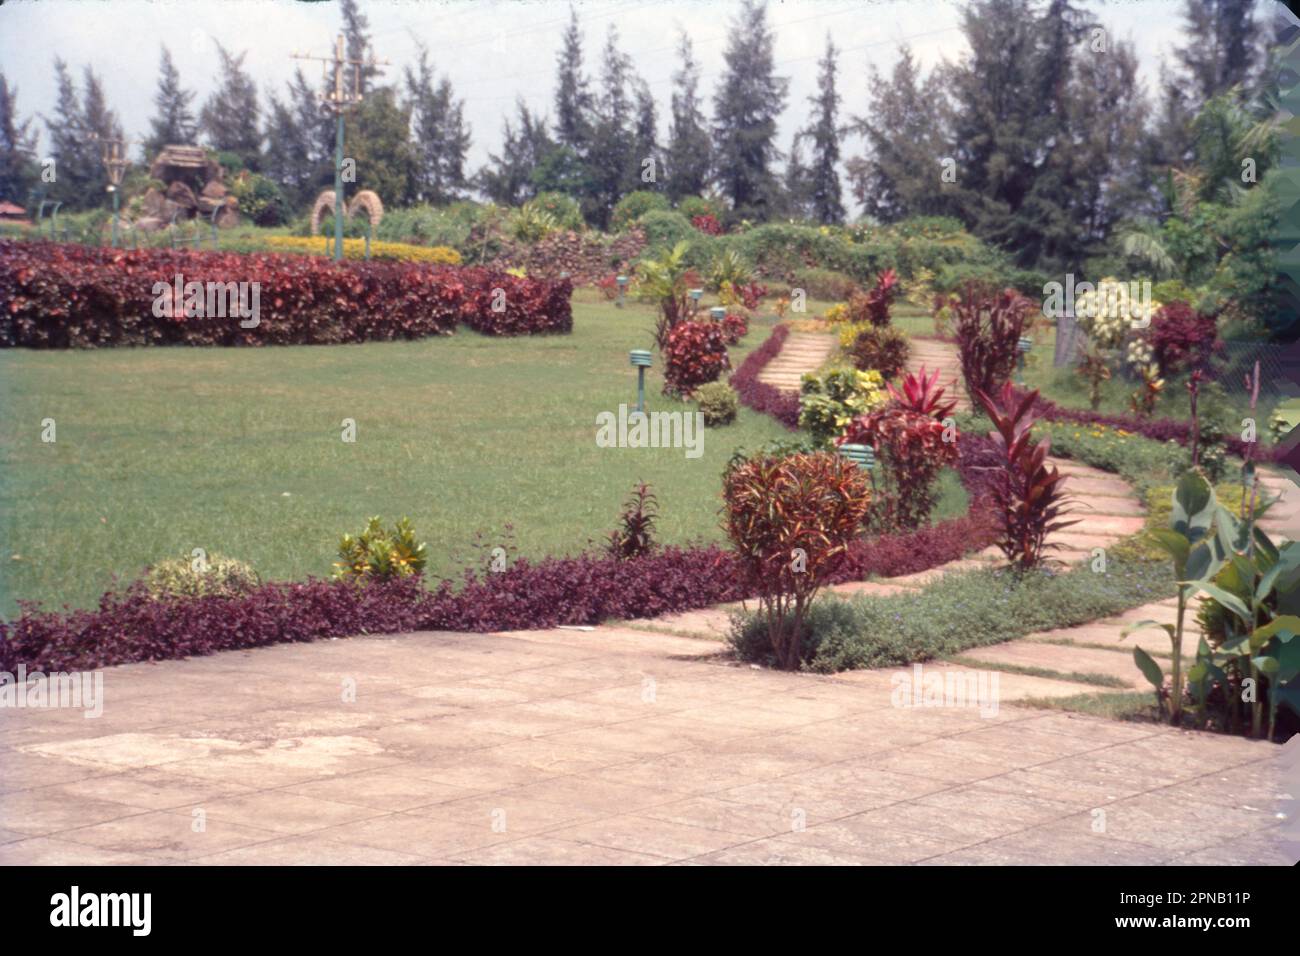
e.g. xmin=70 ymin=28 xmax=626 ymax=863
xmin=637 ymin=367 xmax=646 ymax=415
xmin=110 ymin=188 xmax=120 ymax=249
xmin=333 ymin=34 xmax=345 ymax=263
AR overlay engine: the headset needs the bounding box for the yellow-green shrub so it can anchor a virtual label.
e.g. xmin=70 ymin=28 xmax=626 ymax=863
xmin=144 ymin=553 xmax=260 ymax=599
xmin=266 ymin=235 xmax=462 ymax=264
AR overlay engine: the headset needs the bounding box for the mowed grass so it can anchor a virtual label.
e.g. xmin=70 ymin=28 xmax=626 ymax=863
xmin=0 ymin=293 xmax=798 ymax=615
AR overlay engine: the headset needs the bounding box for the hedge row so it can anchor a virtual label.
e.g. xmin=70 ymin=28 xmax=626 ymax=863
xmin=0 ymin=240 xmax=572 ymax=348
xmin=0 ymin=500 xmax=1003 ymax=672
xmin=730 ymin=323 xmax=802 ymax=428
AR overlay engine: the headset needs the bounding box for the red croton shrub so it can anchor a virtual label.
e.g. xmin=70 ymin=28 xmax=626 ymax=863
xmin=1147 ymin=301 xmax=1222 ymax=376
xmin=0 ymin=240 xmax=572 ymax=347
xmin=723 ymin=451 xmax=873 ymax=670
xmin=976 ymin=383 xmax=1077 ymax=570
xmin=950 ymin=281 xmax=1034 ymax=402
xmin=662 ymin=319 xmax=730 ymax=396
xmin=839 ymin=369 xmax=961 ymax=532
xmin=721 ymin=311 xmax=749 ymax=345
xmin=691 ymin=213 xmax=724 ymax=236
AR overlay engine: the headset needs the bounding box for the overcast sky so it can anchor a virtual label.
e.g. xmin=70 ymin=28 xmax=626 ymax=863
xmin=1 ymin=0 xmax=1188 ymax=182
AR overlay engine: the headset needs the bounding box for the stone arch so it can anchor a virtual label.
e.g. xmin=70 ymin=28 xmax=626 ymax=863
xmin=310 ymin=191 xmax=337 ymax=236
xmin=348 ymin=190 xmax=384 ymax=230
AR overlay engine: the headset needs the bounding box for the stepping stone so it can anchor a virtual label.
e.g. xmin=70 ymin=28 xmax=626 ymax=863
xmin=1057 ymin=475 xmax=1139 ymax=498
xmin=1066 ymin=496 xmax=1145 ymax=517
xmin=955 ymin=642 xmax=1147 ymax=690
xmin=828 ymin=580 xmax=916 ymax=599
xmin=630 ymin=607 xmax=737 ymax=641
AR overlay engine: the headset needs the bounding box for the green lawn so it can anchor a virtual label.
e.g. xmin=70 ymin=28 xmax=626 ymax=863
xmin=0 ymin=291 xmax=972 ymax=617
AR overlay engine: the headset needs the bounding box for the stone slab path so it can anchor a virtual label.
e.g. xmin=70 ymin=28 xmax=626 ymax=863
xmin=1 ymin=626 xmax=1291 ymax=865
xmin=905 ymin=336 xmax=972 ymax=412
xmin=756 ymin=331 xmax=835 ymax=392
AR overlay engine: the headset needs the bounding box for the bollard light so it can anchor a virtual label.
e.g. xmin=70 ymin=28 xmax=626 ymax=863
xmin=709 ymin=306 xmax=726 ymax=323
xmin=689 ymin=288 xmax=703 ymax=315
xmin=839 ymin=443 xmax=876 ymax=489
xmin=629 ymin=349 xmax=652 ymax=414
xmin=1016 ymin=336 xmax=1033 ymax=384
xmin=616 ymin=275 xmax=629 ymax=309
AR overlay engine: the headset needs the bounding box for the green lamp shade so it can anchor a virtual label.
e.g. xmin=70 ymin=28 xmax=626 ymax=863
xmin=709 ymin=306 xmax=726 ymax=321
xmin=839 ymin=443 xmax=874 ymax=468
xmin=616 ymin=275 xmax=629 ymax=287
xmin=629 ymin=349 xmax=653 ymax=368
xmin=689 ymin=288 xmax=703 ymax=301
xmin=1017 ymin=336 xmax=1033 ymax=353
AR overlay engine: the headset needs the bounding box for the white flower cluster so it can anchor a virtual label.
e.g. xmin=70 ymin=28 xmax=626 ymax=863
xmin=1125 ymin=336 xmax=1154 ymax=371
xmin=1076 ymin=277 xmax=1160 ymax=351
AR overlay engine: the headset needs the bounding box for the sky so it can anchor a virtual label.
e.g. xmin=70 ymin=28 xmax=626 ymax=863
xmin=0 ymin=0 xmax=1190 ymax=177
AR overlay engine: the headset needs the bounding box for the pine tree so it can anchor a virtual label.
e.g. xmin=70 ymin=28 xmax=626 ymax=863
xmin=344 ymin=85 xmax=416 ymax=207
xmin=263 ymin=68 xmax=324 ymax=210
xmin=802 ymin=36 xmax=844 ymax=224
xmin=667 ymin=30 xmax=712 ymax=201
xmin=782 ymin=133 xmax=811 ymax=220
xmin=711 ymin=0 xmax=788 ymax=220
xmin=43 ymin=58 xmax=90 ymax=207
xmin=340 ymin=0 xmax=383 ymax=94
xmin=0 ymin=72 xmax=38 ymax=205
xmin=553 ymin=7 xmax=594 ymax=153
xmin=406 ymin=45 xmax=471 ymax=205
xmin=199 ymin=42 xmax=262 ymax=172
xmin=585 ymin=24 xmax=635 ymax=226
xmin=629 ymin=80 xmax=660 ymax=193
xmin=847 ymin=46 xmax=951 ymax=223
xmin=79 ymin=65 xmax=124 ymax=202
xmin=144 ymin=46 xmax=196 ymax=159
xmin=1176 ymin=0 xmax=1259 ymax=103
xmin=478 ymin=100 xmax=553 ymax=205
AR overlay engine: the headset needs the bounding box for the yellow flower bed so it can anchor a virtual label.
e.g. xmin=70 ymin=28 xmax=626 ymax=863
xmin=266 ymin=235 xmax=462 ymax=264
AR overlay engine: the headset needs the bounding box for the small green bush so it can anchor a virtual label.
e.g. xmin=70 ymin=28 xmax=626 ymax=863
xmin=144 ymin=552 xmax=260 ymax=599
xmin=730 ymin=558 xmax=1173 ymax=672
xmin=531 ymin=192 xmax=585 ymax=232
xmin=848 ymin=325 xmax=911 ymax=380
xmin=676 ymin=195 xmax=725 ymax=221
xmin=612 ymin=191 xmax=670 ymax=232
xmin=792 ymin=267 xmax=858 ymax=301
xmin=695 ymin=381 xmax=739 ymax=426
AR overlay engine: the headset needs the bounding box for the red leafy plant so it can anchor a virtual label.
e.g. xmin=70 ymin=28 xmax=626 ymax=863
xmin=848 ymin=268 xmax=899 ymax=328
xmin=606 ymin=482 xmax=658 ymax=559
xmin=729 ymin=324 xmax=801 ymax=428
xmin=839 ymin=368 xmax=960 ymax=531
xmin=950 ymin=282 xmax=1034 ymax=402
xmin=737 ymin=281 xmax=768 ymax=310
xmin=662 ymin=319 xmax=730 ymax=396
xmin=1147 ymin=301 xmax=1221 ymax=376
xmin=721 ymin=311 xmax=749 ymax=345
xmin=723 ymin=451 xmax=873 ymax=669
xmin=975 ymin=383 xmax=1077 ymax=570
xmin=691 ymin=213 xmax=724 ymax=236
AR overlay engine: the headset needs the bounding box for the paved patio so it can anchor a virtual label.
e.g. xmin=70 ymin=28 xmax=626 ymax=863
xmin=1 ymin=624 xmax=1293 ymax=865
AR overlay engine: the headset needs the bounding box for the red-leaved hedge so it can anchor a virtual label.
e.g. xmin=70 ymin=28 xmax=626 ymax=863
xmin=0 ymin=240 xmax=572 ymax=347
xmin=730 ymin=323 xmax=801 ymax=428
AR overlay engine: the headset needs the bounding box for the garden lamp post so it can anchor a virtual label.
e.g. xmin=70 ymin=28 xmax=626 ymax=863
xmin=1016 ymin=336 xmax=1033 ymax=384
xmin=689 ymin=288 xmax=703 ymax=316
xmin=709 ymin=306 xmax=726 ymax=324
xmin=629 ymin=349 xmax=652 ymax=414
xmin=615 ymin=275 xmax=629 ymax=308
xmin=100 ymin=137 xmax=128 ymax=249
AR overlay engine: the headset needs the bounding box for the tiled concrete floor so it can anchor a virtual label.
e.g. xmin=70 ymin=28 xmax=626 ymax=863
xmin=1 ymin=627 xmax=1292 ymax=865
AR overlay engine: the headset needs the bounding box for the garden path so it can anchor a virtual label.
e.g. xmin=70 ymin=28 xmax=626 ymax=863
xmin=755 ymin=331 xmax=834 ymax=392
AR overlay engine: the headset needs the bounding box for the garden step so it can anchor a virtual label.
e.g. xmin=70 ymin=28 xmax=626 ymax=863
xmin=954 ymin=641 xmax=1148 ymax=690
xmin=885 ymin=559 xmax=992 ymax=588
xmin=1052 ymin=514 xmax=1146 ymax=536
xmin=1049 ymin=531 xmax=1129 ymax=551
